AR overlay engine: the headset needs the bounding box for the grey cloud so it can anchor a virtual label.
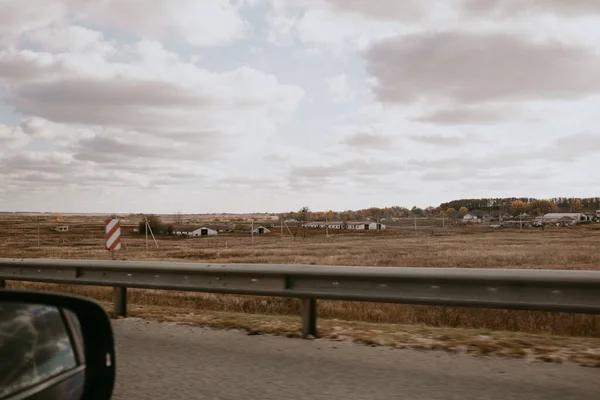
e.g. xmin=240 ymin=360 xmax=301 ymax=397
xmin=461 ymin=0 xmax=600 ymax=17
xmin=291 ymin=159 xmax=406 ymax=180
xmin=421 ymin=169 xmax=549 ymax=182
xmin=0 ymin=154 xmax=77 ymax=174
xmin=322 ymin=0 xmax=426 ymax=21
xmin=72 ymin=133 xmax=225 ymax=164
xmin=409 ymin=133 xmax=482 ymax=147
xmin=543 ymin=132 xmax=600 ymax=162
xmin=0 ymin=57 xmax=64 ymax=82
xmin=4 ymin=171 xmax=131 ymax=187
xmin=410 ymin=131 xmax=600 ymax=171
xmin=420 ymin=171 xmax=464 ymax=181
xmin=411 ymin=105 xmax=521 ymax=125
xmin=7 ymin=79 xmax=212 ymax=127
xmin=342 ymin=132 xmax=393 ymax=149
xmin=212 ymin=176 xmax=284 ymax=190
xmin=365 ymin=31 xmax=600 ymax=105
xmin=0 ymin=125 xmax=29 ymax=151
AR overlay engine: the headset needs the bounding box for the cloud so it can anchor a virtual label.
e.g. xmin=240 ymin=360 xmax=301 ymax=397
xmin=318 ymin=0 xmax=428 ymax=21
xmin=365 ymin=31 xmax=600 ymax=105
xmin=409 ymin=131 xmax=600 ymax=171
xmin=0 ymin=124 xmax=30 ymax=156
xmin=0 ymin=1 xmax=247 ymax=47
xmin=264 ymin=1 xmax=404 ymax=49
xmin=0 ymin=151 xmax=78 ymax=174
xmin=290 ymin=159 xmax=406 ymax=180
xmin=0 ymin=32 xmax=304 ymax=201
xmin=342 ymin=132 xmax=393 ymax=149
xmin=411 ymin=105 xmax=522 ymax=125
xmin=408 ymin=133 xmax=482 ymax=147
xmin=325 ymin=74 xmax=354 ymax=103
xmin=0 ymin=0 xmax=67 ymax=42
xmin=1 ymin=40 xmax=304 ymax=149
xmin=542 ymin=131 xmax=600 ymax=162
xmin=71 ymin=130 xmax=227 ymax=164
xmin=25 ymin=25 xmax=115 ymax=55
xmin=0 ymin=49 xmax=68 ymax=83
xmin=460 ymin=0 xmax=600 ymax=18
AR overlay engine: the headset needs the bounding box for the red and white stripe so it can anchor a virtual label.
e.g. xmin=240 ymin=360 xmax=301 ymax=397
xmin=105 ymin=219 xmax=121 ymax=251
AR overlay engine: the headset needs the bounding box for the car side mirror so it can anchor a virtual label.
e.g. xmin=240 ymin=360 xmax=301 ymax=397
xmin=0 ymin=290 xmax=115 ymax=400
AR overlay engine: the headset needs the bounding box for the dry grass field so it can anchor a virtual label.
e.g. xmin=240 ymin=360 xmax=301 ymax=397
xmin=2 ymin=215 xmax=600 ymax=338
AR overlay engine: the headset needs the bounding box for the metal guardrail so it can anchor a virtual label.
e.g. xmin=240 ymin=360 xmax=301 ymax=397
xmin=2 ymin=258 xmax=600 ymax=338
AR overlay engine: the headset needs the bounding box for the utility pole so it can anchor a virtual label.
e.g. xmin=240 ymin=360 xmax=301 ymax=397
xmin=414 ymin=215 xmax=417 ymax=233
xmin=325 ymin=214 xmax=329 ymax=238
xmin=145 ymin=217 xmax=149 ymax=250
xmin=251 ymin=218 xmax=254 ymax=244
xmin=37 ymin=216 xmax=40 ymax=247
xmin=280 ymin=216 xmax=283 ymax=239
xmin=520 ymin=214 xmax=523 ymax=231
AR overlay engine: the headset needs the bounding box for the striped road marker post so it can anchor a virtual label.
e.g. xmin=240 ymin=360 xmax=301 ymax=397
xmin=105 ymin=218 xmax=121 ymax=259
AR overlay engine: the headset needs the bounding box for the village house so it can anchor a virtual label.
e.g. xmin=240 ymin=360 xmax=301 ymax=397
xmin=462 ymin=214 xmax=480 ymax=223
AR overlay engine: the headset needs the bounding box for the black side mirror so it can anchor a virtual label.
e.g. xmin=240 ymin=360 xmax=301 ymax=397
xmin=0 ymin=290 xmax=115 ymax=400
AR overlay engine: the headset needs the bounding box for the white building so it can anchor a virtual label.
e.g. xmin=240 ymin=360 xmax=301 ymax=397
xmin=54 ymin=225 xmax=69 ymax=232
xmin=190 ymin=227 xmax=218 ymax=237
xmin=252 ymin=225 xmax=271 ymax=234
xmin=542 ymin=213 xmax=590 ymax=224
xmin=341 ymin=222 xmax=386 ymax=230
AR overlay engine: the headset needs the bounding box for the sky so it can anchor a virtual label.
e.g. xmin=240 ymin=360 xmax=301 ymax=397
xmin=1 ymin=0 xmax=599 ymax=214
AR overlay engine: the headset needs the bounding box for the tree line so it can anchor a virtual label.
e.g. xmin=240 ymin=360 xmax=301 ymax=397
xmin=283 ymin=197 xmax=600 ymax=222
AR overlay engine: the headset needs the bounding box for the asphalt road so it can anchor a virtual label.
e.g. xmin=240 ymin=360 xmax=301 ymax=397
xmin=111 ymin=319 xmax=599 ymax=400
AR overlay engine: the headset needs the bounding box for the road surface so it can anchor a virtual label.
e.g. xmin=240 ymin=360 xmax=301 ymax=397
xmin=111 ymin=319 xmax=599 ymax=400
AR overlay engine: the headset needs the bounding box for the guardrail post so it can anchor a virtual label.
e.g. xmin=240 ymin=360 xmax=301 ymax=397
xmin=113 ymin=287 xmax=127 ymax=318
xmin=301 ymin=298 xmax=317 ymax=338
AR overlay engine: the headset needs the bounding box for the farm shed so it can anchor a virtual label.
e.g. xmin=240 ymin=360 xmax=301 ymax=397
xmin=304 ymin=221 xmax=385 ymax=231
xmin=190 ymin=227 xmax=218 ymax=237
xmin=346 ymin=222 xmax=386 ymax=231
xmin=252 ymin=225 xmax=270 ymax=234
xmin=54 ymin=225 xmax=69 ymax=232
xmin=542 ymin=213 xmax=590 ymax=223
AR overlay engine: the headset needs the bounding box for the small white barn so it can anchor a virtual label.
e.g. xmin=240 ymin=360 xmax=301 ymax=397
xmin=190 ymin=227 xmax=218 ymax=237
xmin=54 ymin=225 xmax=69 ymax=232
xmin=252 ymin=225 xmax=271 ymax=234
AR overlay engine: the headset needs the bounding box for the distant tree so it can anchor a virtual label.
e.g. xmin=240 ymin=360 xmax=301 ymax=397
xmin=411 ymin=206 xmax=423 ymax=216
xmin=511 ymin=200 xmax=528 ymax=215
xmin=456 ymin=206 xmax=468 ymax=218
xmin=446 ymin=208 xmax=457 ymax=218
xmin=527 ymin=200 xmax=557 ymax=216
xmin=138 ymin=215 xmax=172 ymax=235
xmin=571 ymin=199 xmax=584 ymax=212
xmin=299 ymin=206 xmax=310 ymax=221
xmin=424 ymin=206 xmax=436 ymax=216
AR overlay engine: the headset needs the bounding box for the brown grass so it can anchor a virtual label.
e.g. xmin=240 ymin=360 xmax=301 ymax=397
xmin=2 ymin=215 xmax=600 ymax=337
